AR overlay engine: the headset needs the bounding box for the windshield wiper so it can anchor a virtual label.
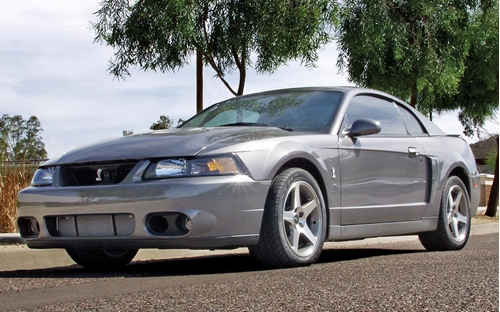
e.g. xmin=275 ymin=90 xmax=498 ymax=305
xmin=219 ymin=122 xmax=293 ymax=131
xmin=219 ymin=122 xmax=270 ymax=127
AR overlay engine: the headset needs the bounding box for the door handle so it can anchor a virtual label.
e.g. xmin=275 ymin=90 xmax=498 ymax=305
xmin=408 ymin=147 xmax=420 ymax=155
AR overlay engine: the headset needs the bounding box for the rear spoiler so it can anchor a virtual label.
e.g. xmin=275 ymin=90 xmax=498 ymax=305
xmin=447 ymin=134 xmax=467 ymax=142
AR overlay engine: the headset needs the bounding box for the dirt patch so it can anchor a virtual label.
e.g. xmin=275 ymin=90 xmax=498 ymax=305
xmin=472 ymin=212 xmax=499 ymax=225
xmin=0 ymin=244 xmax=27 ymax=251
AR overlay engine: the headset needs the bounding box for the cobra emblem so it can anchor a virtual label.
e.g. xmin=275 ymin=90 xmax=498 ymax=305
xmin=96 ymin=168 xmax=106 ymax=182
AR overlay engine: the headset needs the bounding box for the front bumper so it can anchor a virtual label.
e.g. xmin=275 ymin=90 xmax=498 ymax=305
xmin=17 ymin=175 xmax=269 ymax=250
xmin=469 ymin=172 xmax=481 ymax=216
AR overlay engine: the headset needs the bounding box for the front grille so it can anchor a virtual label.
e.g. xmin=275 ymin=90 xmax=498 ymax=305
xmin=45 ymin=214 xmax=135 ymax=238
xmin=60 ymin=161 xmax=138 ymax=186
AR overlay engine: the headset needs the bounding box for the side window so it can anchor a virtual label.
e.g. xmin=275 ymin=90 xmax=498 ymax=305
xmin=397 ymin=106 xmax=427 ymax=135
xmin=343 ymin=95 xmax=407 ymax=136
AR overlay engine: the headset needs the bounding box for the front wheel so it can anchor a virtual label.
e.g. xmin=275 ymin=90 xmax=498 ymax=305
xmin=66 ymin=248 xmax=138 ymax=270
xmin=419 ymin=176 xmax=471 ymax=251
xmin=249 ymin=168 xmax=327 ymax=268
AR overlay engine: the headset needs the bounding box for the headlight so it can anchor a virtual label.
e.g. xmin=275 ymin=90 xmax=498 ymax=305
xmin=143 ymin=156 xmax=240 ymax=180
xmin=31 ymin=167 xmax=54 ymax=186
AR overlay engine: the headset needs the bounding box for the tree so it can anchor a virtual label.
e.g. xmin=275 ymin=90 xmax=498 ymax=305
xmin=432 ymin=1 xmax=498 ymax=216
xmin=93 ymin=0 xmax=337 ymax=109
xmin=485 ymin=137 xmax=498 ymax=217
xmin=434 ymin=1 xmax=498 ymax=136
xmin=486 ymin=146 xmax=498 ymax=172
xmin=150 ymin=115 xmax=186 ymax=130
xmin=150 ymin=115 xmax=174 ymax=130
xmin=0 ymin=114 xmax=47 ymax=162
xmin=335 ymin=0 xmax=473 ymax=110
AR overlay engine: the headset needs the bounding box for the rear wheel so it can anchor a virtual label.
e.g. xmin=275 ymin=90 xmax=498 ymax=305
xmin=249 ymin=168 xmax=327 ymax=268
xmin=419 ymin=176 xmax=471 ymax=251
xmin=66 ymin=248 xmax=138 ymax=270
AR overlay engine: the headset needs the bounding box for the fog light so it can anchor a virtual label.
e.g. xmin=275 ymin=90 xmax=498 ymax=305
xmin=146 ymin=215 xmax=169 ymax=234
xmin=18 ymin=217 xmax=40 ymax=238
xmin=176 ymin=215 xmax=191 ymax=234
xmin=146 ymin=213 xmax=191 ymax=236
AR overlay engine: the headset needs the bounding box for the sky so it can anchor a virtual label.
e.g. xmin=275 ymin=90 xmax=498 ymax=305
xmin=1 ymin=1 xmax=498 ymax=159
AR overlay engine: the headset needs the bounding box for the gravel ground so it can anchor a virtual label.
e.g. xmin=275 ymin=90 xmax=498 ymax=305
xmin=1 ymin=233 xmax=497 ymax=311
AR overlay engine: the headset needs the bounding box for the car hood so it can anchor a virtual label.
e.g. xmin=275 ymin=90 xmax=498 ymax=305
xmin=43 ymin=127 xmax=294 ymax=166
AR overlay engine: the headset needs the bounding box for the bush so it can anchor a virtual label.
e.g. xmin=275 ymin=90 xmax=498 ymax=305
xmin=486 ymin=147 xmax=498 ymax=172
xmin=0 ymin=163 xmax=37 ymax=233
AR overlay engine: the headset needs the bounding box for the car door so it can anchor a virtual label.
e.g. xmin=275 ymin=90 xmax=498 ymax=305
xmin=338 ymin=95 xmax=429 ymax=225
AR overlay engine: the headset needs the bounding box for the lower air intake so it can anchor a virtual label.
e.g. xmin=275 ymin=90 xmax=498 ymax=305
xmin=45 ymin=214 xmax=135 ymax=238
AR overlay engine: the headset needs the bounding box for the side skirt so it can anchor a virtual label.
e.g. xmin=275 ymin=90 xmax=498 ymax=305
xmin=327 ymin=217 xmax=438 ymax=241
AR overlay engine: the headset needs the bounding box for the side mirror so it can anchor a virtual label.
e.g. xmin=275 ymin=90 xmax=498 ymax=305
xmin=343 ymin=118 xmax=381 ymax=137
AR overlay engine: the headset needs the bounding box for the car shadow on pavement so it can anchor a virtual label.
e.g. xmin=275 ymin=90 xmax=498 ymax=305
xmin=0 ymin=247 xmax=425 ymax=279
xmin=317 ymin=247 xmax=425 ymax=264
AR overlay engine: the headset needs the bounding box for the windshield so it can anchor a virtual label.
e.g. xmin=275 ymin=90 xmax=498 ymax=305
xmin=181 ymin=91 xmax=343 ymax=132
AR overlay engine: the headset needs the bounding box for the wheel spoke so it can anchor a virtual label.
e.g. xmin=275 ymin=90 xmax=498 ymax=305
xmin=446 ymin=211 xmax=454 ymax=225
xmin=291 ymin=227 xmax=300 ymax=251
xmin=293 ymin=184 xmax=302 ymax=209
xmin=446 ymin=188 xmax=457 ymax=225
xmin=447 ymin=186 xmax=468 ymax=240
xmin=301 ymin=224 xmax=318 ymax=246
xmin=452 ymin=190 xmax=463 ymax=213
xmin=449 ymin=219 xmax=460 ymax=238
xmin=447 ymin=191 xmax=455 ymax=211
xmin=283 ymin=210 xmax=295 ymax=225
xmin=302 ymin=199 xmax=318 ymax=218
xmin=456 ymin=212 xmax=468 ymax=225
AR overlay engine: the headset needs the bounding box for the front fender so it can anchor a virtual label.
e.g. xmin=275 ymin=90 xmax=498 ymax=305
xmin=235 ymin=139 xmax=330 ymax=181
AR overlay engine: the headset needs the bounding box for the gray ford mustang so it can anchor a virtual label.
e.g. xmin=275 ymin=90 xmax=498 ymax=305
xmin=17 ymin=87 xmax=480 ymax=269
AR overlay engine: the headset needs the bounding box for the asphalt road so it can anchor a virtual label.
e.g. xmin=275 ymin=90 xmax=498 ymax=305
xmin=0 ymin=231 xmax=498 ymax=311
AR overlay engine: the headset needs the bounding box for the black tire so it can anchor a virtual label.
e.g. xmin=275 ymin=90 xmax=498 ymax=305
xmin=249 ymin=168 xmax=327 ymax=268
xmin=66 ymin=248 xmax=138 ymax=270
xmin=419 ymin=176 xmax=471 ymax=251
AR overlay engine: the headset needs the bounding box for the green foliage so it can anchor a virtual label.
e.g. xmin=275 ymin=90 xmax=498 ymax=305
xmin=486 ymin=147 xmax=498 ymax=172
xmin=437 ymin=1 xmax=499 ymax=136
xmin=123 ymin=116 xmax=185 ymax=134
xmin=150 ymin=115 xmax=174 ymax=130
xmin=93 ymin=0 xmax=337 ymax=96
xmin=335 ymin=0 xmax=475 ymax=110
xmin=0 ymin=114 xmax=47 ymax=162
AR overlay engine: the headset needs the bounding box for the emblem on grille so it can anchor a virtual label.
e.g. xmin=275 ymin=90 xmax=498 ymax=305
xmin=96 ymin=168 xmax=108 ymax=182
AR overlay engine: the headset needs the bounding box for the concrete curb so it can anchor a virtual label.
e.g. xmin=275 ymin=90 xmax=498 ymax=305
xmin=0 ymin=233 xmax=25 ymax=245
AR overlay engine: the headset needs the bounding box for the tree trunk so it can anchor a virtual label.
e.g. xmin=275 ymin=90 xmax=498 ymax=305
xmin=409 ymin=81 xmax=417 ymax=108
xmin=485 ymin=137 xmax=499 ymax=217
xmin=196 ymin=50 xmax=203 ymax=113
xmin=236 ymin=65 xmax=246 ymax=96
